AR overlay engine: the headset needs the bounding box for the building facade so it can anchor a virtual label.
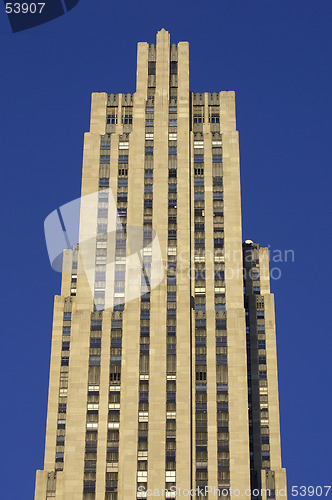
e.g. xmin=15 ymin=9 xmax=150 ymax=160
xmin=35 ymin=29 xmax=287 ymax=500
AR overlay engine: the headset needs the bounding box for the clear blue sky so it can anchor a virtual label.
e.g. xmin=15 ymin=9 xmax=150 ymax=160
xmin=0 ymin=0 xmax=331 ymax=498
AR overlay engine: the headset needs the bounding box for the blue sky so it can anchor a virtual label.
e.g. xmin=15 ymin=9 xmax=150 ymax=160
xmin=0 ymin=0 xmax=331 ymax=498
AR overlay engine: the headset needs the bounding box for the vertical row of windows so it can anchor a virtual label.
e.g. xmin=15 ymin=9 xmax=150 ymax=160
xmin=104 ymin=146 xmax=130 ymax=499
xmin=193 ymin=139 xmax=208 ymax=493
xmin=165 ymin=67 xmax=177 ymax=496
xmin=136 ymin=90 xmax=155 ymax=499
xmin=211 ymin=134 xmax=229 ymax=489
xmin=83 ymin=315 xmax=102 ymax=498
xmin=244 ymin=245 xmax=271 ymax=484
xmin=56 ymin=307 xmax=72 ymax=470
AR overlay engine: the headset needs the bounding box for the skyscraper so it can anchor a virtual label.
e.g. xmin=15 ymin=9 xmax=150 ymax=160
xmin=35 ymin=29 xmax=287 ymax=500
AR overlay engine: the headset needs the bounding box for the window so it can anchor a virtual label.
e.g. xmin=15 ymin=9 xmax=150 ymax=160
xmin=99 ymin=178 xmax=109 ymax=188
xmin=195 ymin=238 xmax=205 ymax=248
xmin=90 ymin=338 xmax=101 ymax=348
xmin=214 ymin=238 xmax=224 ymax=248
xmin=169 ymin=146 xmax=177 ymax=155
xmin=144 ymin=184 xmax=153 ymax=193
xmin=168 ymin=230 xmax=177 ymax=239
xmin=169 ymin=119 xmax=177 ymax=127
xmin=167 ymin=345 xmax=176 ymax=355
xmin=97 ymin=223 xmax=107 ymax=233
xmin=168 ymin=199 xmax=177 ymax=209
xmin=89 ymin=355 xmax=101 ymax=366
xmin=194 ymin=154 xmax=204 ymax=163
xmin=61 ymin=357 xmax=69 ymax=366
xmin=62 ymin=341 xmax=70 ymax=351
xmin=146 ymin=119 xmax=154 ymax=127
xmin=170 ymin=62 xmax=177 ymax=74
xmin=195 ymin=208 xmax=204 ymax=217
xmin=101 ymin=141 xmax=110 ymax=150
xmin=140 ymin=327 xmax=150 ymax=337
xmin=100 ymin=155 xmax=110 ymax=164
xmin=169 ymin=169 xmax=177 ymax=178
xmin=216 ymin=319 xmax=226 ymax=330
xmin=144 ymin=199 xmax=153 ymax=209
xmin=63 ymin=327 xmax=71 ymax=336
xmin=195 ymin=223 xmax=204 ymax=232
xmin=194 ymin=114 xmax=203 ymax=124
xmin=194 ymin=193 xmax=204 ymax=201
xmin=195 ymin=270 xmax=205 ymax=280
xmin=194 ymin=177 xmax=204 ymax=186
xmin=213 ymin=155 xmax=222 ymax=163
xmin=107 ymin=114 xmax=117 ymax=125
xmin=195 ymin=336 xmax=206 ymax=346
xmin=145 ymin=146 xmax=153 ymax=155
xmin=63 ymin=312 xmax=71 ymax=321
xmin=98 ymin=208 xmax=108 ymax=218
xmin=167 ymin=326 xmax=176 ymax=336
xmin=214 ymin=270 xmax=225 ymax=280
xmin=122 ymin=109 xmax=133 ymax=124
xmin=148 ymin=61 xmax=156 ymax=75
xmin=118 ymin=155 xmax=128 ymax=164
xmin=144 ymin=169 xmax=153 ymax=178
xmin=117 ymin=192 xmax=127 ymax=202
xmin=215 ymin=304 xmax=225 ymax=313
xmin=210 ymin=114 xmax=220 ymax=123
xmin=213 ymin=176 xmax=223 ymax=186
xmin=195 ymin=319 xmax=206 ymax=330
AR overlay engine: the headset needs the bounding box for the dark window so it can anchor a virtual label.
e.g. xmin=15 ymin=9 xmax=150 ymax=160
xmin=90 ymin=338 xmax=101 ymax=348
xmin=167 ymin=326 xmax=176 ymax=336
xmin=62 ymin=327 xmax=71 ymax=336
xmin=89 ymin=355 xmax=101 ymax=366
xmin=196 ymin=319 xmax=206 ymax=329
xmin=99 ymin=178 xmax=109 ymax=188
xmin=62 ymin=341 xmax=70 ymax=351
xmin=144 ymin=199 xmax=153 ymax=209
xmin=169 ymin=169 xmax=177 ymax=178
xmin=148 ymin=62 xmax=156 ymax=75
xmin=210 ymin=114 xmax=220 ymax=123
xmin=170 ymin=62 xmax=177 ymax=74
xmin=216 ymin=319 xmax=226 ymax=330
xmin=194 ymin=154 xmax=204 ymax=163
xmin=214 ymin=238 xmax=224 ymax=248
xmin=145 ymin=169 xmax=153 ymax=178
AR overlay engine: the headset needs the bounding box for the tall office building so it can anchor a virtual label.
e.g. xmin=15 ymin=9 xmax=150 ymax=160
xmin=35 ymin=30 xmax=287 ymax=500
